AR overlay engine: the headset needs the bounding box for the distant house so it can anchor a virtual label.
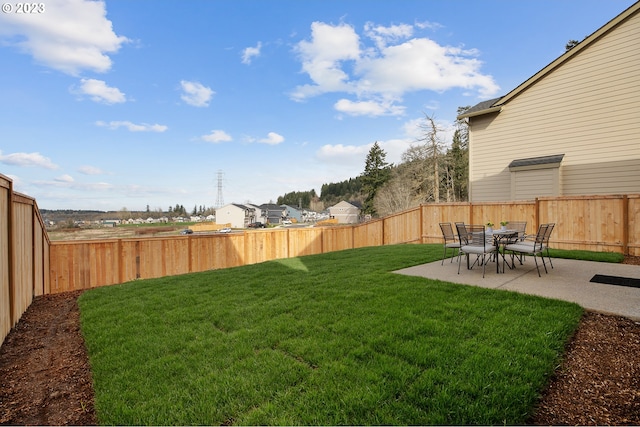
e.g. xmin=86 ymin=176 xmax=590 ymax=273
xmin=259 ymin=203 xmax=288 ymax=225
xmin=215 ymin=203 xmax=255 ymax=228
xmin=328 ymin=201 xmax=360 ymax=224
xmin=281 ymin=204 xmax=303 ymax=222
xmin=458 ymin=1 xmax=640 ymax=201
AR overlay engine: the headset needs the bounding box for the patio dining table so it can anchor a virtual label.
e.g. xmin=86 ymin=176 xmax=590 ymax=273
xmin=490 ymin=229 xmax=519 ymax=273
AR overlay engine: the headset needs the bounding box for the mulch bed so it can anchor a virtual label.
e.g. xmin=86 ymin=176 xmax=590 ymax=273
xmin=1 ymin=259 xmax=640 ymax=425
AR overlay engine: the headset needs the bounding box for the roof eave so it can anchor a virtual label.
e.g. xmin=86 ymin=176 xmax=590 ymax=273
xmin=457 ymin=105 xmax=502 ymax=120
xmin=496 ymin=1 xmax=640 ymax=106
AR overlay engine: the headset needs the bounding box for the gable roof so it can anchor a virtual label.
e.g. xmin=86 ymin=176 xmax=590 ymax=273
xmin=329 ymin=200 xmax=360 ymax=210
xmin=458 ymin=1 xmax=640 ymax=120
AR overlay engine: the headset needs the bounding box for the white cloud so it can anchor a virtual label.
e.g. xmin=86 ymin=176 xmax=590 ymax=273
xmin=180 ymin=80 xmax=214 ymax=107
xmin=78 ymin=165 xmax=105 ymax=175
xmin=292 ymin=21 xmax=499 ymax=114
xmin=96 ymin=120 xmax=168 ymax=132
xmin=74 ymin=79 xmax=126 ymax=104
xmin=201 ymin=130 xmax=232 ymax=143
xmin=0 ymin=0 xmax=129 ymax=75
xmin=334 ymin=98 xmax=405 ymax=117
xmin=54 ymin=174 xmax=75 ymax=183
xmin=415 ymin=20 xmax=444 ymax=31
xmin=34 ymin=177 xmax=113 ymax=191
xmin=258 ymin=132 xmax=284 ymax=145
xmin=316 ymin=143 xmax=369 ymax=164
xmin=364 ymin=22 xmax=413 ymax=49
xmin=356 ymin=39 xmax=499 ymax=98
xmin=241 ymin=42 xmax=262 ymax=64
xmin=0 ymin=150 xmax=58 ymax=169
xmin=291 ymin=21 xmax=361 ymax=101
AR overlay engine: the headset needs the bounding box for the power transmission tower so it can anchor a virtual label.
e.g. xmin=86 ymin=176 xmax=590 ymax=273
xmin=215 ymin=170 xmax=224 ymax=208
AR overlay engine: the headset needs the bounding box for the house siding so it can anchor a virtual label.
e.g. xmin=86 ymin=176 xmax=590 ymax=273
xmin=468 ymin=6 xmax=640 ymax=201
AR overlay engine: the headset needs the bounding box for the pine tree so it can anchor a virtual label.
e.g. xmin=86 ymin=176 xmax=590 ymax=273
xmin=361 ymin=142 xmax=391 ymax=216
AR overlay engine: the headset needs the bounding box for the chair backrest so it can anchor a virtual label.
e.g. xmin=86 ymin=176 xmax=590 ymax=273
xmin=465 ymin=225 xmax=489 ymax=248
xmin=508 ymin=221 xmax=527 ymax=240
xmin=439 ymin=222 xmax=456 ymax=242
xmin=542 ymin=223 xmax=555 ymax=245
xmin=455 ymin=223 xmax=470 ymax=245
xmin=533 ymin=224 xmax=550 ymax=250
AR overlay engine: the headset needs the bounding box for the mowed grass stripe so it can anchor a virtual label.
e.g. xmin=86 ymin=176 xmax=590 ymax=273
xmin=79 ymin=244 xmax=584 ymax=425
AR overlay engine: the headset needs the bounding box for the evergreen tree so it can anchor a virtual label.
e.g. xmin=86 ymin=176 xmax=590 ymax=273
xmin=361 ymin=142 xmax=391 ymax=216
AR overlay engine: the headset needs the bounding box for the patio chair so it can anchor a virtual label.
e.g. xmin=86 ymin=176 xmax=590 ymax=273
xmin=439 ymin=222 xmax=461 ymax=265
xmin=455 ymin=222 xmax=470 ymax=245
xmin=457 ymin=224 xmax=497 ymax=278
xmin=505 ymin=223 xmax=554 ymax=277
xmin=505 ymin=221 xmax=527 ymax=264
xmin=508 ymin=221 xmax=527 ymax=241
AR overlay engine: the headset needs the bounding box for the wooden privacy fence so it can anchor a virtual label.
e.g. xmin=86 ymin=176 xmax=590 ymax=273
xmin=3 ymin=174 xmax=640 ymax=346
xmin=1 ymin=174 xmax=50 ymax=347
xmin=49 ymin=194 xmax=640 ymax=295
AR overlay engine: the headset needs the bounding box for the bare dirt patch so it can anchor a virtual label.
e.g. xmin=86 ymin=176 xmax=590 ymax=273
xmin=1 ymin=281 xmax=640 ymax=425
xmin=0 ymin=291 xmax=96 ymax=425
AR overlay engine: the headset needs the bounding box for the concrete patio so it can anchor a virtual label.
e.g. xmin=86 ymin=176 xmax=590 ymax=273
xmin=394 ymin=254 xmax=640 ymax=321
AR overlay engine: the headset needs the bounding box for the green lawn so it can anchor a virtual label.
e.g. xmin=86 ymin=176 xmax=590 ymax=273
xmin=79 ymin=244 xmax=584 ymax=425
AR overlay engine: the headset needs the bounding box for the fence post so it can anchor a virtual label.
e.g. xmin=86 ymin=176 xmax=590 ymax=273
xmin=117 ymin=239 xmax=123 ymax=285
xmin=6 ymin=179 xmax=15 ymax=328
xmin=419 ymin=205 xmax=424 ymax=243
xmin=623 ymin=195 xmax=629 ymax=256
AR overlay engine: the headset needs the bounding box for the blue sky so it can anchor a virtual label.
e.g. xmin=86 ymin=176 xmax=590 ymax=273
xmin=0 ymin=0 xmax=635 ymax=211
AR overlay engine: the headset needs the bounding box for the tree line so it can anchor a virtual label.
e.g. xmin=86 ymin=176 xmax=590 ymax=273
xmin=362 ymin=107 xmax=470 ymax=216
xmin=274 ymin=106 xmax=470 ymax=216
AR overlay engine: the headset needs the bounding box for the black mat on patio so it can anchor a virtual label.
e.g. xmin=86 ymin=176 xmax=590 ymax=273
xmin=590 ymin=274 xmax=640 ymax=289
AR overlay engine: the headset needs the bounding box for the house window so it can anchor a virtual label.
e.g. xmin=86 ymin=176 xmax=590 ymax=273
xmin=509 ymin=154 xmax=564 ymax=200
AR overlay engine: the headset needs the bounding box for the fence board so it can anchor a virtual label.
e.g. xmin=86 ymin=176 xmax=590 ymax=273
xmin=384 ymin=207 xmax=422 ymax=244
xmin=0 ymin=176 xmax=11 ymax=344
xmin=354 ymin=220 xmax=383 ymax=248
xmin=322 ymin=226 xmax=354 ymax=253
xmin=190 ymin=233 xmax=245 ymax=271
xmin=12 ymin=202 xmax=34 ymax=328
xmin=288 ymin=228 xmax=324 ymax=257
xmin=421 ymin=203 xmax=471 ymax=243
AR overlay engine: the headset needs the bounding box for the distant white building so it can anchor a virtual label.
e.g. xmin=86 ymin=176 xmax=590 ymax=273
xmin=215 ymin=203 xmax=256 ymax=228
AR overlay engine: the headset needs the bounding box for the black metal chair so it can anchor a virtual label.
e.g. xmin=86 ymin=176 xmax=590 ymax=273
xmin=439 ymin=222 xmax=461 ymax=265
xmin=457 ymin=224 xmax=497 ymax=278
xmin=505 ymin=223 xmax=555 ymax=277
